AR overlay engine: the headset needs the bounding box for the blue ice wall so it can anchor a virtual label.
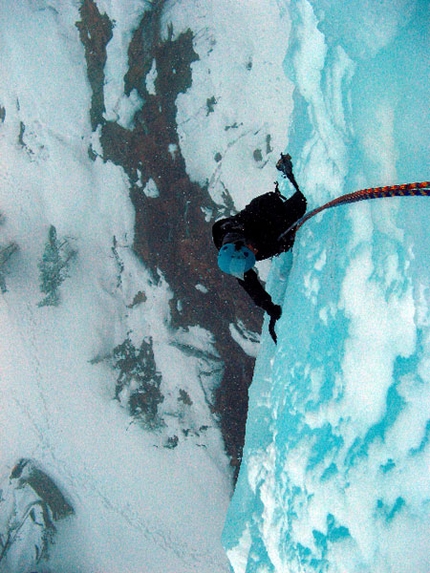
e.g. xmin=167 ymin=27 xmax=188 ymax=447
xmin=223 ymin=1 xmax=430 ymax=571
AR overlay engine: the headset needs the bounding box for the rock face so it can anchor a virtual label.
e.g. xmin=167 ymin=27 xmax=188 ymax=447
xmin=0 ymin=459 xmax=74 ymax=569
xmin=77 ymin=0 xmax=264 ymax=475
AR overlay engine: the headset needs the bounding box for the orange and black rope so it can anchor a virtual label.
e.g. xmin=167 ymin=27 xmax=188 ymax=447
xmin=279 ymin=181 xmax=430 ymax=240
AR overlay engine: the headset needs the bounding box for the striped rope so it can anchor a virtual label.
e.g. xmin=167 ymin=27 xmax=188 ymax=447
xmin=279 ymin=181 xmax=430 ymax=241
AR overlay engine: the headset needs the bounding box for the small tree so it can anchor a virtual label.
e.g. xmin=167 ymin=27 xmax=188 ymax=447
xmin=0 ymin=242 xmax=18 ymax=293
xmin=38 ymin=226 xmax=76 ymax=307
xmin=113 ymin=335 xmax=164 ymax=429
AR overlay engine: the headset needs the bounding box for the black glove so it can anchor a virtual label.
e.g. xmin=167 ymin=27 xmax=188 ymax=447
xmin=267 ymin=304 xmax=282 ymax=344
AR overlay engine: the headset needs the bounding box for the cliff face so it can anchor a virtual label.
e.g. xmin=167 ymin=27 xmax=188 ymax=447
xmin=77 ymin=0 xmax=263 ymax=475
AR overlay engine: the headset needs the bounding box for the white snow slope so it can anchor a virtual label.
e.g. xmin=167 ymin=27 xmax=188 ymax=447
xmin=0 ymin=0 xmax=295 ymax=571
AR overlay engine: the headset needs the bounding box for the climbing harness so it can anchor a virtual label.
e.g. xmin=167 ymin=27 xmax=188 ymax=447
xmin=276 ymin=155 xmax=430 ymax=241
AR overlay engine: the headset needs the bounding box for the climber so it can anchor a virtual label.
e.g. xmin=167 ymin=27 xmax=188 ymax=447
xmin=212 ymin=154 xmax=307 ymax=343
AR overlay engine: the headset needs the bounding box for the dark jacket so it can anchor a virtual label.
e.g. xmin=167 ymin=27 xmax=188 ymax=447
xmin=212 ymin=189 xmax=307 ymax=313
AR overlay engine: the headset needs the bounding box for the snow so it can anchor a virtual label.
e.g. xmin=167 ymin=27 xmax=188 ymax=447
xmin=1 ymin=0 xmax=429 ymax=571
xmin=0 ymin=1 xmax=236 ymax=571
xmin=168 ymin=0 xmax=295 ymax=208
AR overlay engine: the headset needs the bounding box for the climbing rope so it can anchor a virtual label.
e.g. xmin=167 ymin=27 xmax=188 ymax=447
xmin=276 ymin=154 xmax=430 ymax=239
xmin=289 ymin=180 xmax=430 ymax=237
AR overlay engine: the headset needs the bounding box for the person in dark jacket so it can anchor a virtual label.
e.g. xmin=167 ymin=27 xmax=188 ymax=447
xmin=212 ymin=154 xmax=307 ymax=343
